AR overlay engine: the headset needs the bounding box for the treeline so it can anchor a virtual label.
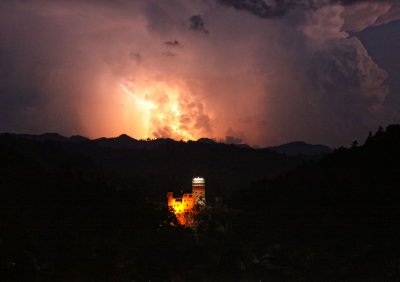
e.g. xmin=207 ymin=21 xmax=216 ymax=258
xmin=229 ymin=124 xmax=400 ymax=281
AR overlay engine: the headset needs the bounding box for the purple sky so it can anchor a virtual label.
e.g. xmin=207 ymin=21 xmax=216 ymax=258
xmin=0 ymin=0 xmax=399 ymax=147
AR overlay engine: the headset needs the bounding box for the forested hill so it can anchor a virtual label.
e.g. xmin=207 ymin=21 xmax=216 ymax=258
xmin=0 ymin=133 xmax=321 ymax=200
xmin=233 ymin=124 xmax=400 ymax=212
xmin=229 ymin=124 xmax=400 ymax=280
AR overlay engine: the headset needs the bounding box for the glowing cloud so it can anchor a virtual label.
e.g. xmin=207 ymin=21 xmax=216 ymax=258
xmin=120 ymin=80 xmax=212 ymax=141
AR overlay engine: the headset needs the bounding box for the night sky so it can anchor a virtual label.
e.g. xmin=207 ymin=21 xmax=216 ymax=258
xmin=0 ymin=0 xmax=399 ymax=147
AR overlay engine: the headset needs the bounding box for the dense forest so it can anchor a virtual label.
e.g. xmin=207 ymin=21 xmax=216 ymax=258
xmin=1 ymin=125 xmax=399 ymax=281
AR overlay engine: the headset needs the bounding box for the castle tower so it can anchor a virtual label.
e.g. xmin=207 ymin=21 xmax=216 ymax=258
xmin=192 ymin=177 xmax=205 ymax=206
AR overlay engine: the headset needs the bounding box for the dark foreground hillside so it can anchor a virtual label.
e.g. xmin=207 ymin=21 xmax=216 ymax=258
xmin=230 ymin=124 xmax=400 ymax=281
xmin=0 ymin=134 xmax=313 ymax=281
xmin=1 ymin=125 xmax=400 ymax=281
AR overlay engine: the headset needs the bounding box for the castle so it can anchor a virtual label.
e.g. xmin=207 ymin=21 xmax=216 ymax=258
xmin=167 ymin=177 xmax=206 ymax=225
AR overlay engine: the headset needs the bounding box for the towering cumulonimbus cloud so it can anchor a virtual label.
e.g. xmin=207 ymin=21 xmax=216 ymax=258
xmin=0 ymin=0 xmax=399 ymax=146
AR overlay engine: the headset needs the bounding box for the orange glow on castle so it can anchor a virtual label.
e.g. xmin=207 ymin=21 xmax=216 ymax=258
xmin=167 ymin=177 xmax=206 ymax=225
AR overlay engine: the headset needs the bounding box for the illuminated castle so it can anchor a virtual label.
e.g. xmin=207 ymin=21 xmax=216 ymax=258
xmin=167 ymin=177 xmax=206 ymax=225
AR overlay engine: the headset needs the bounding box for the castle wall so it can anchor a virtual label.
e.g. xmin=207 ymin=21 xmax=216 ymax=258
xmin=167 ymin=177 xmax=206 ymax=225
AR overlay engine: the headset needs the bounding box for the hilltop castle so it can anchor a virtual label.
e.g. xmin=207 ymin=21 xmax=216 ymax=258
xmin=167 ymin=177 xmax=206 ymax=225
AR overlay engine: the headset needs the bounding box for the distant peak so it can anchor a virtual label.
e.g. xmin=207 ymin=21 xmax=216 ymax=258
xmin=283 ymin=141 xmax=307 ymax=146
xmin=40 ymin=132 xmax=65 ymax=138
xmin=69 ymin=135 xmax=89 ymax=142
xmin=267 ymin=141 xmax=331 ymax=156
xmin=196 ymin=138 xmax=216 ymax=144
xmin=117 ymin=134 xmax=136 ymax=140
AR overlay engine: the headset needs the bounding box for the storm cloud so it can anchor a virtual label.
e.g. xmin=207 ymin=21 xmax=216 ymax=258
xmin=0 ymin=0 xmax=399 ymax=146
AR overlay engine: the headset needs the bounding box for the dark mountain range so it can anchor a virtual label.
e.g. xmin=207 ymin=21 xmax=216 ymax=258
xmin=94 ymin=134 xmax=177 ymax=149
xmin=266 ymin=141 xmax=332 ymax=156
xmin=0 ymin=132 xmax=317 ymax=201
xmin=11 ymin=132 xmax=90 ymax=143
xmin=17 ymin=132 xmax=70 ymax=142
xmin=6 ymin=132 xmax=330 ymax=155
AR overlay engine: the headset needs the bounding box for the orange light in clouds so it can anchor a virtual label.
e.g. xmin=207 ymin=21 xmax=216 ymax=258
xmin=120 ymin=83 xmax=155 ymax=116
xmin=120 ymin=80 xmax=210 ymax=141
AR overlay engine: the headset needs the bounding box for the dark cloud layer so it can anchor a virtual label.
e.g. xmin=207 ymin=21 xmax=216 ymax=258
xmin=0 ymin=0 xmax=399 ymax=146
xmin=189 ymin=15 xmax=209 ymax=33
xmin=218 ymin=0 xmax=287 ymax=18
xmin=218 ymin=0 xmax=398 ymax=20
